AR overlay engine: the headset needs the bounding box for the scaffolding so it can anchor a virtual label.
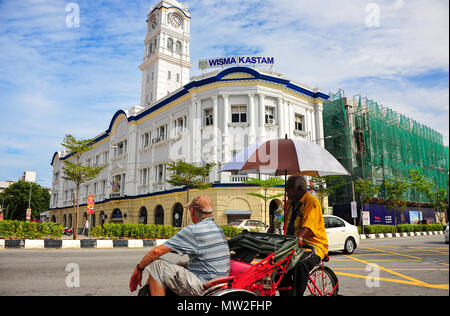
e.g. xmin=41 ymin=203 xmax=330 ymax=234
xmin=323 ymin=90 xmax=449 ymax=204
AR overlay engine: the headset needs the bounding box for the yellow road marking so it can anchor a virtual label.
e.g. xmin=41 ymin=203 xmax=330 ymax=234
xmin=360 ymin=246 xmax=423 ymax=260
xmin=343 ymin=255 xmax=448 ymax=290
xmin=335 ymin=271 xmax=449 ymax=290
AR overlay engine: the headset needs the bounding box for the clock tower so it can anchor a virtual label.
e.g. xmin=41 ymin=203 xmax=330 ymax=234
xmin=139 ymin=0 xmax=193 ymax=107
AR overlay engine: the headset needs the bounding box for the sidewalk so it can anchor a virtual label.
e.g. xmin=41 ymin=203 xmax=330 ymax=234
xmin=1 ymin=231 xmax=444 ymax=250
xmin=360 ymin=230 xmax=444 ymax=240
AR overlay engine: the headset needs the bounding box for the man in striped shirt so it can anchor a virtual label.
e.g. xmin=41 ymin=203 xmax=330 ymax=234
xmin=129 ymin=195 xmax=230 ymax=296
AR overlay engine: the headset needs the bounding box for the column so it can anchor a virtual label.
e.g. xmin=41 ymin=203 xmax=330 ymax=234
xmin=259 ymin=94 xmax=266 ymax=143
xmin=222 ymin=94 xmax=230 ymax=164
xmin=212 ymin=96 xmax=219 ymax=182
xmin=277 ymin=97 xmax=284 ymax=138
xmin=248 ymin=93 xmax=256 ymax=145
xmin=125 ymin=124 xmax=138 ymax=196
xmin=315 ymin=102 xmax=324 ymax=147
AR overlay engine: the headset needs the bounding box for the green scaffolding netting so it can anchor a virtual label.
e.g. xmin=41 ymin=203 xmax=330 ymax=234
xmin=323 ymin=91 xmax=449 ymax=204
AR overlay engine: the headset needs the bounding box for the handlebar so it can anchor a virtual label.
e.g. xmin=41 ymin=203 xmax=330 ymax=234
xmin=299 ymin=242 xmax=316 ymax=262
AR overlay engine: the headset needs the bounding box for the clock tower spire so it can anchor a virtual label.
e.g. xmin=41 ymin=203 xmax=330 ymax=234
xmin=139 ymin=0 xmax=193 ymax=107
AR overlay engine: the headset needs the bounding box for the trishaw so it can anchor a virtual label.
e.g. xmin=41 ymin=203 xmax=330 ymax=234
xmin=202 ymin=231 xmax=339 ymax=296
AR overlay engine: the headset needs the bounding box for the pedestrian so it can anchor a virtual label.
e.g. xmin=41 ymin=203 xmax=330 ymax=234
xmin=82 ymin=219 xmax=89 ymax=236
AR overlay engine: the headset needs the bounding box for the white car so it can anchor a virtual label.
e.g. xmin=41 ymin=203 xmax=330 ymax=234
xmin=445 ymin=225 xmax=449 ymax=244
xmin=230 ymin=219 xmax=269 ymax=233
xmin=324 ymin=215 xmax=360 ymax=254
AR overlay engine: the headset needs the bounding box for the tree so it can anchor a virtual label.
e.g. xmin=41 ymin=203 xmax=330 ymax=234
xmin=409 ymin=169 xmax=449 ymax=223
xmin=354 ymin=178 xmax=380 ymax=232
xmin=0 ymin=181 xmax=50 ymax=221
xmin=60 ymin=134 xmax=107 ymax=239
xmin=166 ymin=161 xmax=215 ymax=227
xmin=384 ymin=178 xmax=409 ymax=232
xmin=309 ymin=176 xmax=347 ymax=213
xmin=243 ymin=177 xmax=285 ymax=224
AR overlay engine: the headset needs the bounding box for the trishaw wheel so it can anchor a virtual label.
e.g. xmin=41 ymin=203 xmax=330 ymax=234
xmin=307 ymin=265 xmax=339 ymax=296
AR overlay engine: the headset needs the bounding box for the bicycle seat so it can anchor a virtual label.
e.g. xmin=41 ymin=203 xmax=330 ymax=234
xmin=229 ymin=259 xmax=253 ymax=276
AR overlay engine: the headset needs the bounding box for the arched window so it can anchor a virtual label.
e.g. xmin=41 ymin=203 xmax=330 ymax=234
xmin=175 ymin=41 xmax=182 ymax=54
xmin=63 ymin=214 xmax=67 ymax=227
xmin=111 ymin=208 xmax=123 ymax=223
xmin=154 ymin=205 xmax=164 ymax=225
xmin=167 ymin=38 xmax=173 ymax=51
xmin=139 ymin=206 xmax=148 ymax=224
xmin=172 ymin=203 xmax=183 ymax=227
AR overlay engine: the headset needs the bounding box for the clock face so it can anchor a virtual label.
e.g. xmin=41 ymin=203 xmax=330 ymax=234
xmin=169 ymin=14 xmax=182 ymax=28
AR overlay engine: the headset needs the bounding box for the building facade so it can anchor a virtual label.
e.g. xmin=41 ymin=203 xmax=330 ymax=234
xmin=49 ymin=0 xmax=328 ymax=228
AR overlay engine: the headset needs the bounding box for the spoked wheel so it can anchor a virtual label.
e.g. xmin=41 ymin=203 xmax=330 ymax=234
xmin=306 ymin=265 xmax=339 ymax=296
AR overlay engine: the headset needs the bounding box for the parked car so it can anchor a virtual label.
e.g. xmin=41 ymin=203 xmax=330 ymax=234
xmin=445 ymin=225 xmax=449 ymax=244
xmin=229 ymin=219 xmax=269 ymax=233
xmin=324 ymin=215 xmax=360 ymax=254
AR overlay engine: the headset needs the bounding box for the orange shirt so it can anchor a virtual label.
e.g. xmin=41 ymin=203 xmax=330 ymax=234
xmin=285 ymin=192 xmax=328 ymax=259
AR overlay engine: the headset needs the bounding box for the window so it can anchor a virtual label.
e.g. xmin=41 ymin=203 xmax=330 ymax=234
xmin=265 ymin=106 xmax=275 ymax=124
xmin=325 ymin=217 xmax=345 ymax=229
xmin=102 ymin=151 xmax=109 ymax=164
xmin=156 ymin=164 xmax=165 ymax=184
xmin=231 ymin=105 xmax=247 ymax=123
xmin=53 ymin=172 xmax=59 ymax=182
xmin=167 ymin=38 xmax=173 ymax=51
xmin=141 ymin=132 xmax=151 ymax=148
xmin=115 ymin=140 xmax=127 ymax=156
xmin=174 ymin=116 xmax=185 ymax=135
xmin=176 ymin=41 xmax=182 ymax=54
xmin=176 ymin=73 xmax=180 ymax=82
xmin=95 ymin=155 xmax=100 ymax=166
xmin=140 ymin=168 xmax=149 ymax=186
xmin=295 ymin=114 xmax=304 ymax=131
xmin=204 ymin=108 xmax=213 ymax=126
xmin=168 ymin=71 xmax=171 ymax=80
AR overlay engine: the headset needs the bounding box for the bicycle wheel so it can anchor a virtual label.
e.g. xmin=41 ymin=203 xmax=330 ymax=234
xmin=306 ymin=265 xmax=339 ymax=296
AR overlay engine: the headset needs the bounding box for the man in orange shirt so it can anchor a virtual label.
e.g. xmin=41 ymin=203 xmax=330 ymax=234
xmin=281 ymin=175 xmax=329 ymax=296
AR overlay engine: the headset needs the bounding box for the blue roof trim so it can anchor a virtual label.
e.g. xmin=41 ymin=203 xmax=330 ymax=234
xmin=48 ymin=183 xmax=262 ymax=210
xmin=55 ymin=67 xmax=329 ymax=162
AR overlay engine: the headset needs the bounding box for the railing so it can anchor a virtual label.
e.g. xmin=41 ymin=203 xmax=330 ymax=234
xmin=230 ymin=175 xmax=248 ymax=183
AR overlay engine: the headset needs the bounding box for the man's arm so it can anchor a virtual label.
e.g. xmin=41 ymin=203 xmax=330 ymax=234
xmin=129 ymin=244 xmax=172 ymax=292
xmin=297 ymin=227 xmax=314 ymax=248
xmin=138 ymin=244 xmax=172 ymax=269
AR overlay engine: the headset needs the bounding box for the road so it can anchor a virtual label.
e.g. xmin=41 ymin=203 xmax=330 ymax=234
xmin=0 ymin=235 xmax=448 ymax=296
xmin=327 ymin=235 xmax=449 ymax=296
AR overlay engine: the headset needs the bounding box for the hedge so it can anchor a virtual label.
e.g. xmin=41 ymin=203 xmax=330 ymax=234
xmin=90 ymin=223 xmax=180 ymax=239
xmin=0 ymin=220 xmax=63 ymax=239
xmin=362 ymin=224 xmax=443 ymax=234
xmin=90 ymin=223 xmax=248 ymax=239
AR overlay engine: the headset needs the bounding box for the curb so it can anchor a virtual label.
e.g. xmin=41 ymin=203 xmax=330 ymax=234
xmin=0 ymin=239 xmax=157 ymax=249
xmin=359 ymin=230 xmax=444 ymax=240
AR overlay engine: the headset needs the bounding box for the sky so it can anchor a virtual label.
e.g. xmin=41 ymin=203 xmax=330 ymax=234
xmin=0 ymin=0 xmax=448 ymax=188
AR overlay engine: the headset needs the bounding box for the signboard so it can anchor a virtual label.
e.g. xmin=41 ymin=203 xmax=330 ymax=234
xmin=26 ymin=208 xmax=31 ymax=221
xmin=198 ymin=55 xmax=275 ymax=70
xmin=87 ymin=195 xmax=95 ymax=215
xmin=350 ymin=201 xmax=357 ymax=218
xmin=362 ymin=211 xmax=370 ymax=226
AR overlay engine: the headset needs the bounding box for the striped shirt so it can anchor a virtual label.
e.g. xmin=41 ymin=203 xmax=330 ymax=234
xmin=163 ymin=217 xmax=230 ymax=282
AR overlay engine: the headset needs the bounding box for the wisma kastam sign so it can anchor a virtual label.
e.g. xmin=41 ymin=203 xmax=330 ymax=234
xmin=198 ymin=56 xmax=274 ymax=70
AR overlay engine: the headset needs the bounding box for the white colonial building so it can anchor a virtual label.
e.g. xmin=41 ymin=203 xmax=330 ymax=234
xmin=49 ymin=0 xmax=329 ymax=228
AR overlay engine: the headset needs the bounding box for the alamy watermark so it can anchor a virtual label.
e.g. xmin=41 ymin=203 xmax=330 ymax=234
xmin=365 ymin=263 xmax=380 ymax=288
xmin=65 ymin=3 xmax=80 ymax=28
xmin=65 ymin=263 xmax=80 ymax=288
